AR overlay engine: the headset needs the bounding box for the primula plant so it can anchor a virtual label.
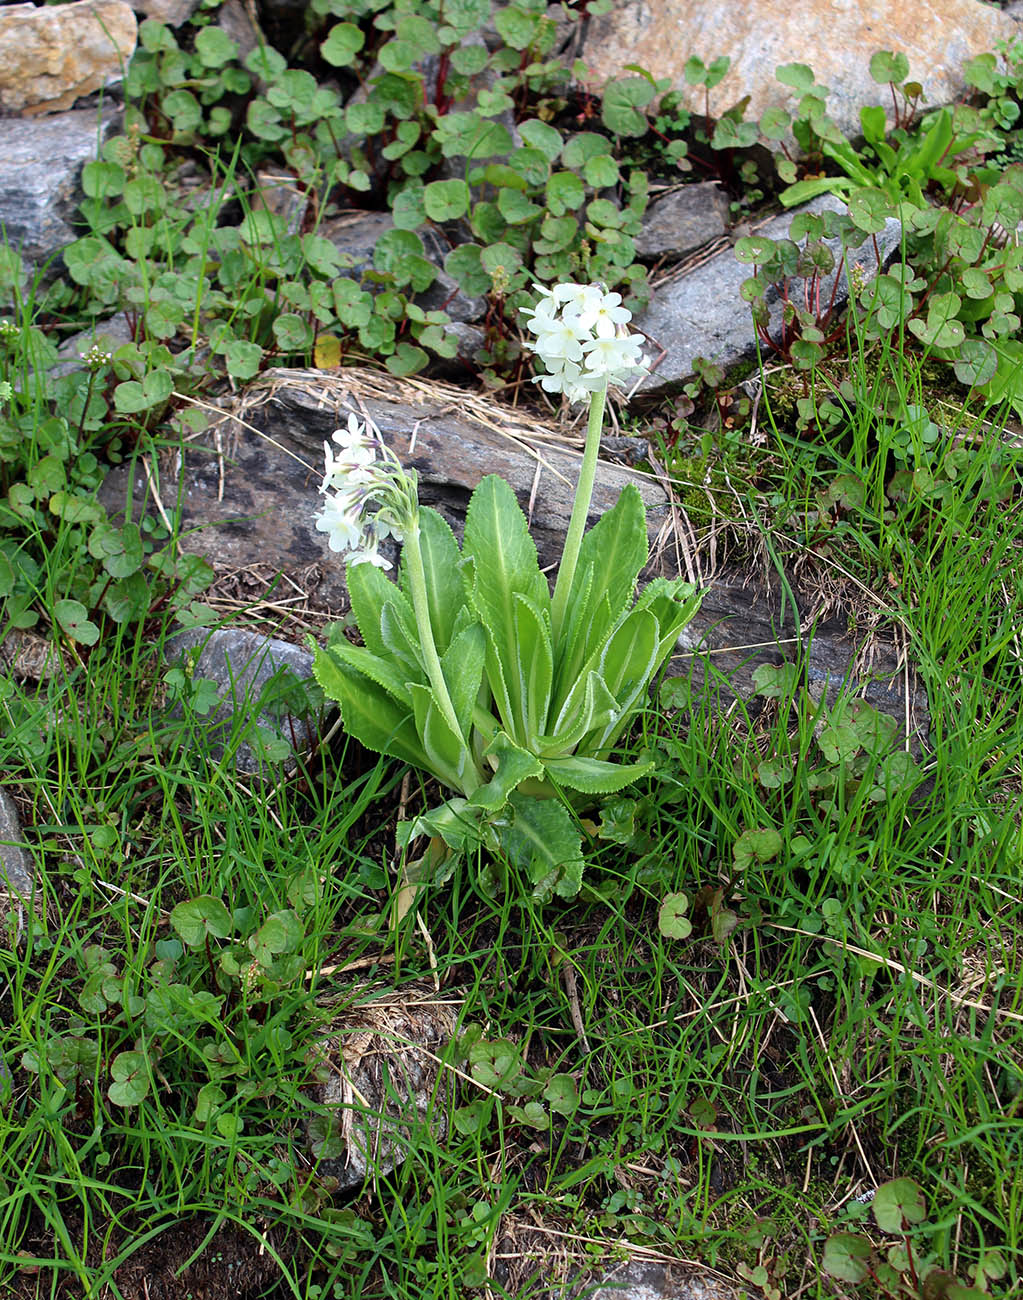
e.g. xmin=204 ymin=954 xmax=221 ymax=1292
xmin=312 ymin=282 xmax=701 ymax=902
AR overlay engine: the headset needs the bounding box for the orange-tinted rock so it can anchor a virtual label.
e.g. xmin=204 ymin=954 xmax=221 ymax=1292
xmin=0 ymin=0 xmax=137 ymax=115
xmin=584 ymin=0 xmax=1016 ymax=138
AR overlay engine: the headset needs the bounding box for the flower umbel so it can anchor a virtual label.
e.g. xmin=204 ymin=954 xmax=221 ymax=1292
xmin=314 ymin=414 xmax=416 ymax=568
xmin=521 ymin=282 xmax=646 ymax=403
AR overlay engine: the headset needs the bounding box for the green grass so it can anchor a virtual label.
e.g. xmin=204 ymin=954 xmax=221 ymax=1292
xmin=1 ymin=8 xmax=1023 ymax=1298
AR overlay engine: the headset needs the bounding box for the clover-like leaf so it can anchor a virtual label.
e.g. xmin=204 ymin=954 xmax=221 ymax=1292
xmin=872 ymin=1177 xmax=927 ymax=1233
xmin=733 ymin=827 xmax=783 ymax=870
xmin=658 ymin=892 xmax=692 ymax=940
xmin=822 ymin=1232 xmax=873 ymax=1283
xmin=543 ymin=1073 xmax=579 ymax=1116
xmin=54 ymin=599 xmax=100 ymax=647
xmin=107 ymin=1051 xmax=151 ymax=1108
xmin=170 ymin=895 xmax=234 ymax=948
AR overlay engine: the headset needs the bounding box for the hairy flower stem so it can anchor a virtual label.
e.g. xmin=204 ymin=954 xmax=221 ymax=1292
xmin=402 ymin=521 xmax=467 ymax=749
xmin=551 ymin=383 xmax=606 ymax=643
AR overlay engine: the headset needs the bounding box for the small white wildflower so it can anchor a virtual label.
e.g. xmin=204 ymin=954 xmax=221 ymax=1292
xmin=521 ymin=281 xmax=646 ymax=402
xmin=313 ymin=413 xmax=416 ymax=569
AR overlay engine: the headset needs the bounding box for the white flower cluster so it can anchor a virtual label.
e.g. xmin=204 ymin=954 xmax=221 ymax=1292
xmin=521 ymin=282 xmax=647 ymax=404
xmin=314 ymin=414 xmax=410 ymax=569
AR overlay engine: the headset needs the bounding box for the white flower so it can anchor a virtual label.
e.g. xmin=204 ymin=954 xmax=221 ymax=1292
xmin=313 ymin=413 xmax=417 ymax=568
xmin=520 ymin=281 xmax=647 ymax=402
xmin=315 ymin=492 xmax=364 ymax=553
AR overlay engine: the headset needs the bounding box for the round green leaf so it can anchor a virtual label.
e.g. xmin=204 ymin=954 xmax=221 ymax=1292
xmin=519 ymin=119 xmax=563 ymax=161
xmin=54 ymin=599 xmax=100 ymax=646
xmin=543 ymin=1073 xmax=579 ymax=1116
xmin=601 ymin=77 xmax=655 ymax=136
xmin=170 ymin=896 xmax=234 ymax=948
xmin=733 ymin=827 xmax=783 ymax=869
xmin=321 ymin=22 xmax=364 ymax=67
xmin=195 ymin=26 xmax=237 ymax=68
xmin=108 ymin=1051 xmax=150 ymax=1107
xmin=423 ymin=179 xmax=470 ymax=222
xmin=658 ymin=892 xmax=692 ymax=940
xmin=444 ymin=243 xmax=490 ymax=296
xmin=822 ymin=1233 xmax=872 ymax=1283
xmin=872 ymin=1178 xmax=927 ymax=1233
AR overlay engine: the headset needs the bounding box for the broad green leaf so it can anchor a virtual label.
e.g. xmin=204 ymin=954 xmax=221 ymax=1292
xmin=170 ymin=895 xmax=233 ymax=947
xmin=778 ymin=176 xmax=854 ymax=207
xmin=54 ymin=599 xmax=100 ymax=646
xmin=872 ymin=1178 xmax=926 ymax=1233
xmin=470 ymin=732 xmax=544 ymax=811
xmin=543 ymin=754 xmax=654 ymax=794
xmin=822 ymin=1233 xmax=872 ymax=1283
xmin=321 ymin=640 xmax=414 ymax=709
xmin=733 ymin=826 xmax=783 ymax=870
xmin=313 ymin=648 xmax=429 ymax=771
xmin=423 ymin=179 xmax=471 ymax=222
xmin=441 ymin=621 xmax=486 ymax=739
xmin=596 ymin=607 xmax=659 ymax=715
xmin=510 ymin=594 xmax=553 ymax=744
xmin=498 ymin=793 xmax=585 ymax=900
xmin=463 ymin=475 xmax=549 ymax=723
xmin=346 ymin=561 xmax=409 ymax=660
xmin=380 ymin=600 xmax=425 ymax=681
xmin=409 ymin=683 xmax=469 ymax=789
xmin=404 ymin=797 xmax=482 ymax=854
xmin=555 ymin=483 xmax=647 ymax=701
xmin=108 ymin=1051 xmax=150 ymax=1107
xmin=399 ymin=508 xmax=465 ymax=655
xmin=542 ymin=671 xmax=619 ymax=756
xmin=248 ymin=909 xmax=303 ymax=966
xmin=543 ymin=1073 xmax=578 ymax=1115
xmin=658 ymin=892 xmax=692 ymax=939
xmin=321 ymin=22 xmax=364 ymax=67
xmin=633 ymin=577 xmax=702 ymax=658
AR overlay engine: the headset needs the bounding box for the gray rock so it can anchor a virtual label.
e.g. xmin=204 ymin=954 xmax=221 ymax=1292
xmin=100 ymin=369 xmax=670 ymax=608
xmin=568 ymin=1260 xmax=747 ymax=1300
xmin=0 ymin=108 xmax=121 ymax=272
xmin=0 ymin=788 xmax=35 ymax=938
xmin=212 ymin=0 xmax=263 ymax=66
xmin=51 ymin=312 xmax=135 ymax=379
xmin=437 ymin=320 xmax=486 ymax=371
xmin=132 ymin=0 xmax=201 ymax=25
xmin=322 ymin=210 xmax=486 ymax=323
xmin=636 ymin=196 xmax=902 ymax=394
xmin=163 ymin=628 xmax=321 ymax=777
xmin=636 ymin=183 xmax=730 ymax=260
xmin=310 ymin=991 xmax=458 ymax=1190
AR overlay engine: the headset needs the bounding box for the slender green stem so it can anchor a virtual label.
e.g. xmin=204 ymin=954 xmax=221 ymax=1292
xmin=402 ymin=520 xmax=465 ymax=745
xmin=551 ymin=383 xmax=606 ymax=643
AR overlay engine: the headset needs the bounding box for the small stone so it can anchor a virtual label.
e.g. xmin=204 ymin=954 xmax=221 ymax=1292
xmin=583 ymin=0 xmax=1016 ymax=141
xmin=636 ymin=183 xmax=730 ymax=260
xmin=0 ymin=108 xmax=121 ymax=271
xmin=132 ymin=0 xmax=201 ymax=26
xmin=569 ymin=1260 xmax=748 ymax=1300
xmin=0 ymin=0 xmax=137 ymax=116
xmin=0 ymin=788 xmax=35 ymax=938
xmin=163 ymin=628 xmax=322 ymax=777
xmin=310 ymin=990 xmax=458 ymax=1190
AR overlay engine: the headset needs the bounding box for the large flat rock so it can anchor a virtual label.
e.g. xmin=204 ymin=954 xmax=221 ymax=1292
xmin=583 ymin=0 xmax=1016 ymax=140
